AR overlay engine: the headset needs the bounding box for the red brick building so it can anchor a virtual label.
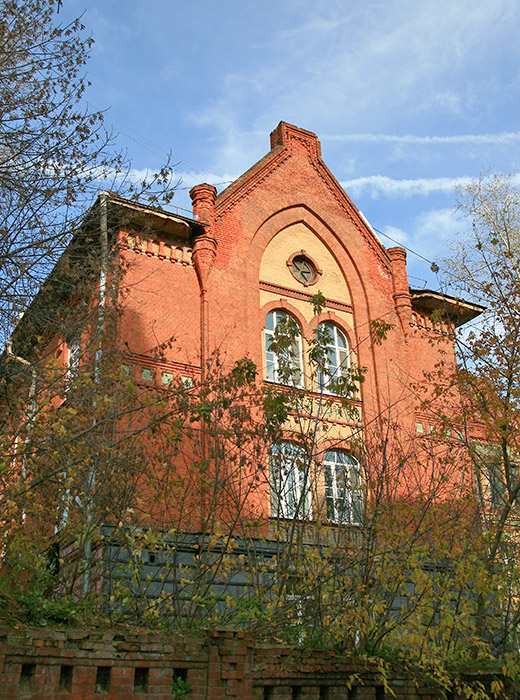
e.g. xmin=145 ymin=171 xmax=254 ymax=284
xmin=110 ymin=121 xmax=481 ymax=520
xmin=6 ymin=122 xmax=520 ymax=694
xmin=4 ymin=122 xmax=486 ymax=614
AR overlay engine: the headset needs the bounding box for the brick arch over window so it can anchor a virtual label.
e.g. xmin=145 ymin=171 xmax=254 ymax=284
xmin=308 ymin=311 xmax=354 ymax=351
xmin=315 ymin=438 xmax=354 ymax=457
xmin=246 ymin=205 xmax=393 ymax=421
xmin=263 ymin=306 xmax=304 ymax=388
xmin=250 ymin=205 xmax=375 ymax=340
xmin=260 ymin=299 xmax=309 ymax=340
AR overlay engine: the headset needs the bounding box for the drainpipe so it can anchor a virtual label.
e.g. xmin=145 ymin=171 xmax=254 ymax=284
xmin=82 ymin=190 xmax=109 ymax=595
xmin=95 ymin=191 xmax=109 ymax=378
xmin=5 ymin=340 xmax=37 ymax=522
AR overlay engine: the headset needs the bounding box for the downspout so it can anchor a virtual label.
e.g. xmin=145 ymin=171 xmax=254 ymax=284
xmin=95 ymin=191 xmax=109 ymax=378
xmin=6 ymin=340 xmax=37 ymax=522
xmin=82 ymin=190 xmax=109 ymax=595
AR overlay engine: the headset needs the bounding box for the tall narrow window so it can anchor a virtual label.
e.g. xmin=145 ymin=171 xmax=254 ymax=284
xmin=265 ymin=310 xmax=303 ymax=387
xmin=316 ymin=322 xmax=349 ymax=394
xmin=271 ymin=442 xmax=311 ymax=519
xmin=66 ymin=334 xmax=81 ymax=382
xmin=323 ymin=450 xmax=362 ymax=524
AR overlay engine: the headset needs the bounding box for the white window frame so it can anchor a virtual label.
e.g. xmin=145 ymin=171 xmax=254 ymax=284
xmin=66 ymin=335 xmax=81 ymax=384
xmin=265 ymin=310 xmax=304 ymax=387
xmin=270 ymin=442 xmax=312 ymax=519
xmin=323 ymin=450 xmax=362 ymax=524
xmin=316 ymin=322 xmax=349 ymax=394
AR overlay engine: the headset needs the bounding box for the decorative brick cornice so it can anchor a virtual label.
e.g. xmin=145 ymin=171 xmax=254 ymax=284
xmin=410 ymin=311 xmax=454 ymax=338
xmin=128 ymin=352 xmax=201 ymax=376
xmin=215 ymin=148 xmax=292 ymax=214
xmin=263 ymin=384 xmax=363 ymax=427
xmin=120 ymin=234 xmax=193 ymax=266
xmin=259 ymin=280 xmax=352 ymax=313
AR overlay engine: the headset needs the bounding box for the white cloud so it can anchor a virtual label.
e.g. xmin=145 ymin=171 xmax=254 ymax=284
xmin=190 ymin=0 xmax=520 ymax=178
xmin=406 ymin=208 xmax=464 ymax=267
xmin=414 ymin=208 xmax=461 ymax=244
xmin=342 ymin=175 xmax=473 ymax=199
xmin=378 ymin=225 xmax=410 ymax=246
xmin=343 ymin=172 xmax=520 ymax=199
xmin=325 ymin=132 xmax=520 ymax=146
xmin=172 ymin=169 xmax=233 ymax=188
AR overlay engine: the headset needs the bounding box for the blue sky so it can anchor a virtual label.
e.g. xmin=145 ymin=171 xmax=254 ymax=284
xmin=65 ymin=0 xmax=520 ymax=290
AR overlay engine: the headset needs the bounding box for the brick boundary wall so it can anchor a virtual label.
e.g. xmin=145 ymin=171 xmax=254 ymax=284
xmin=0 ymin=626 xmax=513 ymax=700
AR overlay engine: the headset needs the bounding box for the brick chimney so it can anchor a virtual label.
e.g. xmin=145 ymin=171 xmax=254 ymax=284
xmin=269 ymin=122 xmax=321 ymax=159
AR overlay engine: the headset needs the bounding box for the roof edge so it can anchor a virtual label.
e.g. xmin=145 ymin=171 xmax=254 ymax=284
xmin=410 ymin=288 xmax=485 ymax=327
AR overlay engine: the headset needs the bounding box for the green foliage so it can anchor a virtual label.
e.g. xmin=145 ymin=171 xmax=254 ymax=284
xmin=231 ymin=358 xmax=257 ymax=386
xmin=4 ymin=252 xmax=520 ymax=700
xmin=18 ymin=590 xmax=79 ymax=624
xmin=311 ymin=290 xmax=327 ymax=316
xmin=172 ymin=675 xmax=192 ymax=699
xmin=0 ymin=534 xmax=83 ymax=623
xmin=263 ymin=389 xmax=290 ymax=438
xmin=370 ymin=318 xmax=394 ymax=346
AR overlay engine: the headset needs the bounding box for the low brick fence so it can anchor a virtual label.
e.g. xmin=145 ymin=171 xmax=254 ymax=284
xmin=0 ymin=625 xmax=511 ymax=699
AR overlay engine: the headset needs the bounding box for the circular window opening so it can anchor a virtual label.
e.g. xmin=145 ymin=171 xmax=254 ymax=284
xmin=288 ymin=252 xmax=321 ymax=286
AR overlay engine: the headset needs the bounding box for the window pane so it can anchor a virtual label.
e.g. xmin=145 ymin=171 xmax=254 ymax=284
xmin=323 ymin=450 xmax=361 ymax=524
xmin=316 ymin=323 xmax=349 ymax=394
xmin=271 ymin=442 xmax=311 ymax=519
xmin=264 ymin=310 xmax=303 ymax=387
xmin=351 ymin=491 xmax=363 ymax=524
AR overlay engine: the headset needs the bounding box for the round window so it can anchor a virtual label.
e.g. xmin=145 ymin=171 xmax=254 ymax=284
xmin=291 ymin=255 xmax=318 ymax=284
xmin=287 ymin=251 xmax=322 ymax=286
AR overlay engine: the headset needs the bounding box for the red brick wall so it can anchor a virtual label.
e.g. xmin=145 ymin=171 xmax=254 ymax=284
xmin=0 ymin=626 xmax=507 ymax=700
xmin=106 ymin=123 xmax=470 ymax=522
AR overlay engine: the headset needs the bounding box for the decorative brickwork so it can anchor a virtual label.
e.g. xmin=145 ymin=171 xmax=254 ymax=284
xmin=121 ymin=234 xmax=194 ymax=266
xmin=0 ymin=626 xmax=510 ymax=700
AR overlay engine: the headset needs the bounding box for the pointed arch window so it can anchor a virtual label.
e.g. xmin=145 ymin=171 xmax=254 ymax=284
xmin=265 ymin=310 xmax=303 ymax=387
xmin=316 ymin=322 xmax=349 ymax=393
xmin=323 ymin=450 xmax=363 ymax=524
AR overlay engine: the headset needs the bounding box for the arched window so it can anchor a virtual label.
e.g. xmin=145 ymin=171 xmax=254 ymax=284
xmin=323 ymin=450 xmax=362 ymax=524
xmin=270 ymin=442 xmax=311 ymax=519
xmin=316 ymin=322 xmax=349 ymax=393
xmin=265 ymin=310 xmax=303 ymax=387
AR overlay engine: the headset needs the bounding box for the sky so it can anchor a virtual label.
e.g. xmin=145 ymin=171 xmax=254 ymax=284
xmin=63 ymin=0 xmax=520 ymax=291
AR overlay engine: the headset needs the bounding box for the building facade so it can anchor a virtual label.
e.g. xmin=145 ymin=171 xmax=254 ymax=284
xmin=114 ymin=121 xmax=481 ymax=520
xmin=3 ymin=122 xmax=488 ymax=636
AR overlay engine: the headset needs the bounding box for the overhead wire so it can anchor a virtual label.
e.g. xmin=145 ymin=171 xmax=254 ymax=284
xmin=371 ymin=223 xmax=490 ymax=300
xmin=107 ymin=115 xmax=229 ymax=183
xmin=371 ymin=225 xmax=438 ymax=270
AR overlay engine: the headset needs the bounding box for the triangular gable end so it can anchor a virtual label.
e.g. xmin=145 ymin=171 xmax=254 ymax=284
xmin=216 ymin=121 xmax=391 ymax=270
